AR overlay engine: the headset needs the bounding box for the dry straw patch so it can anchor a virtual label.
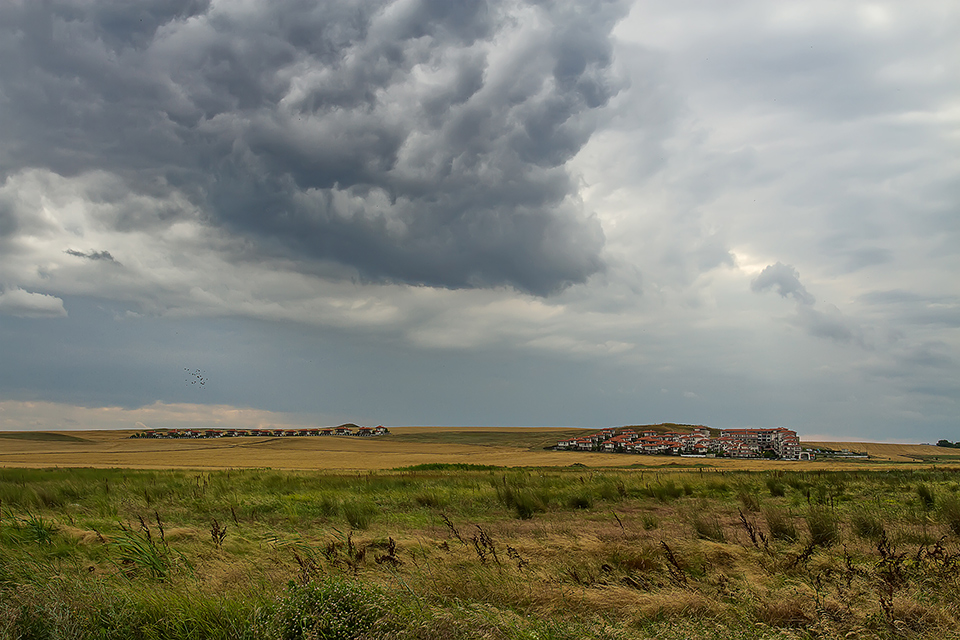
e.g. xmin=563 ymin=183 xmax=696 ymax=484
xmin=753 ymin=590 xmax=815 ymax=628
xmin=58 ymin=526 xmax=104 ymax=546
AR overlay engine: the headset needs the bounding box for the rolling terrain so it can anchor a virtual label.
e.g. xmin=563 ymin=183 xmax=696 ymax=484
xmin=0 ymin=427 xmax=955 ymax=470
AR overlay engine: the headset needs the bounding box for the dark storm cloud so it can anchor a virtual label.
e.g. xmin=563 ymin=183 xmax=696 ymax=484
xmin=65 ymin=249 xmax=120 ymax=264
xmin=0 ymin=0 xmax=627 ymax=295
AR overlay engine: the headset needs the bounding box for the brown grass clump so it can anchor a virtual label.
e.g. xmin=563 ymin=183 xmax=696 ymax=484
xmin=613 ymin=544 xmax=662 ymax=574
xmin=881 ymin=597 xmax=955 ymax=635
xmin=634 ymin=589 xmax=724 ymax=621
xmin=58 ymin=526 xmax=106 ymax=546
xmin=576 ymin=586 xmax=723 ymax=624
xmin=163 ymin=527 xmax=201 ymax=541
xmin=753 ymin=592 xmax=814 ymax=628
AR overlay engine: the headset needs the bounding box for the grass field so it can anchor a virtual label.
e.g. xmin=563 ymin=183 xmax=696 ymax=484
xmin=3 ymin=430 xmax=960 ymax=639
xmin=0 ymin=428 xmax=955 ymax=471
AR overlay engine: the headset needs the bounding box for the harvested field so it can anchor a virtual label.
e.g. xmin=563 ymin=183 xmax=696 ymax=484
xmin=806 ymin=441 xmax=959 ymax=463
xmin=0 ymin=428 xmax=955 ymax=470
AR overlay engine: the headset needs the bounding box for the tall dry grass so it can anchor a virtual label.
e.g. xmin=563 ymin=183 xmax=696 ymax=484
xmin=3 ymin=466 xmax=960 ymax=638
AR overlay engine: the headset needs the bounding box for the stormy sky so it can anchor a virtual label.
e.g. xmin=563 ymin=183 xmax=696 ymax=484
xmin=1 ymin=0 xmax=957 ymax=442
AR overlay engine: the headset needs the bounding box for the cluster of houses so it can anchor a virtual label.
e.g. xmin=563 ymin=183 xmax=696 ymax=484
xmin=555 ymin=426 xmax=804 ymax=460
xmin=131 ymin=425 xmax=390 ymax=439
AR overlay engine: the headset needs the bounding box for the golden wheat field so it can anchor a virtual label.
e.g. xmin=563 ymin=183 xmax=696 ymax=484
xmin=0 ymin=427 xmax=955 ymax=470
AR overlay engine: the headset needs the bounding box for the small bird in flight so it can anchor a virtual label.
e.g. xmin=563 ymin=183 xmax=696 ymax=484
xmin=184 ymin=368 xmax=207 ymax=387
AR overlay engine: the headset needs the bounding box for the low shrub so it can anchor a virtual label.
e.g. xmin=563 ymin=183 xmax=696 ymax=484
xmin=258 ymin=577 xmax=389 ymax=640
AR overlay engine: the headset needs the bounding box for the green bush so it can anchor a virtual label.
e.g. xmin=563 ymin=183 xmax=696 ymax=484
xmin=260 ymin=578 xmax=388 ymax=640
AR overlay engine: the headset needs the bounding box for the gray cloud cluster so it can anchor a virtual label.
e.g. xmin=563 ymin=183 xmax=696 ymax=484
xmin=750 ymin=262 xmax=815 ymax=305
xmin=0 ymin=0 xmax=628 ymax=295
xmin=752 ymin=262 xmax=864 ymax=346
xmin=65 ymin=249 xmax=119 ymax=263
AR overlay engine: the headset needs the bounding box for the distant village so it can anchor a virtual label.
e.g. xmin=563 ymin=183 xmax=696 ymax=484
xmin=130 ymin=425 xmax=390 ymax=439
xmin=555 ymin=426 xmax=808 ymax=460
xmin=128 ymin=423 xmax=807 ymax=460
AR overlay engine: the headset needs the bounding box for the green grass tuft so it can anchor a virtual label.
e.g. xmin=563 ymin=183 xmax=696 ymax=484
xmin=806 ymin=506 xmax=840 ymax=547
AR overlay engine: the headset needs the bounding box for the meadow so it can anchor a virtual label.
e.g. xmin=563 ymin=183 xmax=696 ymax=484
xmin=0 ymin=427 xmax=953 ymax=470
xmin=3 ymin=461 xmax=960 ymax=639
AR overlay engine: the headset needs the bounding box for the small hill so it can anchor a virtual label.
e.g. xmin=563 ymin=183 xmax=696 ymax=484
xmin=620 ymin=423 xmax=717 ymax=436
xmin=0 ymin=431 xmax=90 ymax=443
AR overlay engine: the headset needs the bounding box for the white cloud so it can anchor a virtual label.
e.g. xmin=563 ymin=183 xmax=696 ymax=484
xmin=0 ymin=400 xmax=330 ymax=432
xmin=0 ymin=288 xmax=66 ymax=318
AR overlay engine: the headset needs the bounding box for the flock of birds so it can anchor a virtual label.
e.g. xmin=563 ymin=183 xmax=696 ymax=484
xmin=184 ymin=368 xmax=207 ymax=388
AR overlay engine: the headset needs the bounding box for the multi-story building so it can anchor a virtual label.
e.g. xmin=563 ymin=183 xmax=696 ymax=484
xmin=720 ymin=427 xmax=800 ymax=459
